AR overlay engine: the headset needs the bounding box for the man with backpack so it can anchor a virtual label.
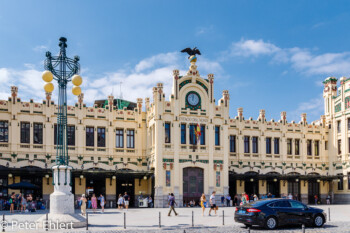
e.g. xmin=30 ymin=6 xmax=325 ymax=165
xmin=168 ymin=193 xmax=178 ymax=216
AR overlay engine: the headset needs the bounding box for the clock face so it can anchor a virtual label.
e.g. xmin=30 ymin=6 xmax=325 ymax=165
xmin=187 ymin=93 xmax=199 ymax=106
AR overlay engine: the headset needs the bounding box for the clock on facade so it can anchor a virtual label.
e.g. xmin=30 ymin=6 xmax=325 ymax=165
xmin=187 ymin=92 xmax=200 ymax=106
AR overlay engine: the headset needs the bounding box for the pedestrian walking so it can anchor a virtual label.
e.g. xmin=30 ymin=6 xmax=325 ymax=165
xmin=253 ymin=194 xmax=259 ymax=201
xmin=87 ymin=196 xmax=92 ymax=209
xmin=326 ymin=194 xmax=331 ymax=205
xmin=233 ymin=195 xmax=238 ymax=207
xmin=21 ymin=194 xmax=27 ymax=212
xmin=226 ymin=194 xmax=231 ymax=207
xmin=80 ymin=194 xmax=87 ymax=216
xmin=241 ymin=192 xmax=248 ymax=205
xmin=91 ymin=193 xmax=97 ymax=212
xmin=200 ymin=193 xmax=206 ymax=216
xmin=98 ymin=194 xmax=105 ymax=213
xmin=148 ymin=196 xmax=153 ymax=208
xmin=208 ymin=191 xmax=217 ymax=216
xmin=117 ymin=194 xmax=124 ymax=209
xmin=167 ymin=193 xmax=178 ymax=216
xmin=9 ymin=192 xmax=16 ymax=213
xmin=314 ymin=195 xmax=318 ymax=205
xmin=123 ymin=192 xmax=130 ymax=210
xmin=288 ymin=193 xmax=293 ymax=200
xmin=220 ymin=195 xmax=225 ymax=207
xmin=17 ymin=193 xmax=22 ymax=212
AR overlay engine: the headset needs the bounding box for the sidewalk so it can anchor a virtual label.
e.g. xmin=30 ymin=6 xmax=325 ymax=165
xmin=0 ymin=205 xmax=349 ymax=232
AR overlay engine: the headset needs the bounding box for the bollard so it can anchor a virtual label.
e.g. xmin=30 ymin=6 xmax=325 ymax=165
xmin=159 ymin=211 xmax=161 ymax=228
xmin=328 ymin=207 xmax=330 ymax=221
xmin=124 ymin=212 xmax=126 ymax=229
xmin=192 ymin=211 xmax=194 ymax=227
xmin=86 ymin=212 xmax=88 ymax=230
xmin=222 ymin=210 xmax=224 ymax=225
xmin=2 ymin=214 xmax=5 ymax=232
xmin=247 ymin=226 xmax=250 ymax=233
xmin=46 ymin=213 xmax=48 ymax=231
xmin=302 ymin=224 xmax=305 ymax=233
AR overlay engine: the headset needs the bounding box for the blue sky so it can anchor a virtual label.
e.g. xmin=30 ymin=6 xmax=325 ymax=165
xmin=1 ymin=0 xmax=350 ymax=122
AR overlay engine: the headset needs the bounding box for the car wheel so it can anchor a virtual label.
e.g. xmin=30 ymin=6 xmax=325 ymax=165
xmin=314 ymin=215 xmax=324 ymax=227
xmin=265 ymin=216 xmax=278 ymax=230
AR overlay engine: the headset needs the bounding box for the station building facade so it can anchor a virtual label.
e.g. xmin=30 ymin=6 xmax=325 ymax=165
xmin=0 ymin=60 xmax=349 ymax=207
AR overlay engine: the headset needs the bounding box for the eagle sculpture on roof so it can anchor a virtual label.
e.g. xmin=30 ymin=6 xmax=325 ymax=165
xmin=181 ymin=47 xmax=201 ymax=59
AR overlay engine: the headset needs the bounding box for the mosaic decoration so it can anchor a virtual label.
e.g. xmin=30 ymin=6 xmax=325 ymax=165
xmin=179 ymin=79 xmax=191 ymax=90
xmin=196 ymin=80 xmax=208 ymax=94
xmin=335 ymin=103 xmax=341 ymax=113
xmin=345 ymin=96 xmax=350 ymax=109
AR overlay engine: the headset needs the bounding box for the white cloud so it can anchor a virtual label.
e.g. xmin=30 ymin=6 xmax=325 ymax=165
xmin=228 ymin=39 xmax=350 ymax=76
xmin=195 ymin=25 xmax=214 ymax=35
xmin=289 ymin=95 xmax=324 ymax=122
xmin=33 ymin=45 xmax=48 ymax=52
xmin=0 ymin=52 xmax=223 ymax=107
xmin=229 ymin=39 xmax=281 ymax=57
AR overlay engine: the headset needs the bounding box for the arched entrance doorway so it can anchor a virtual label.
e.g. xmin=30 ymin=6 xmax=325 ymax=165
xmin=183 ymin=167 xmax=204 ymax=206
xmin=266 ymin=172 xmax=280 ymax=197
xmin=287 ymin=172 xmax=300 ymax=200
xmin=244 ymin=172 xmax=259 ymax=197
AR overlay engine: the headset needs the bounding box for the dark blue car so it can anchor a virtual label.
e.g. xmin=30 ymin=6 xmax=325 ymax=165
xmin=234 ymin=199 xmax=326 ymax=230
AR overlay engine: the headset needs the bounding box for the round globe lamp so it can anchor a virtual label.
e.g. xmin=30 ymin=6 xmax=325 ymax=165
xmin=72 ymin=86 xmax=81 ymax=96
xmin=44 ymin=82 xmax=54 ymax=93
xmin=42 ymin=70 xmax=53 ymax=82
xmin=72 ymin=75 xmax=83 ymax=86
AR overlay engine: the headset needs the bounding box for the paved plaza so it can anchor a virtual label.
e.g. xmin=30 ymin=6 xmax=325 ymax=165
xmin=0 ymin=205 xmax=350 ymax=232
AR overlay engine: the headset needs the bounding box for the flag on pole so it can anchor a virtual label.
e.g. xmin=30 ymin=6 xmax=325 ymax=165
xmin=195 ymin=123 xmax=201 ymax=142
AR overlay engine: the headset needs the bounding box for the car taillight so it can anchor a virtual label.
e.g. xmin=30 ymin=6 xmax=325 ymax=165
xmin=247 ymin=208 xmax=261 ymax=213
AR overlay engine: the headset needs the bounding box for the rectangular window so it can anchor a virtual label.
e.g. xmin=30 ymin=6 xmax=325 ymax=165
xmin=307 ymin=140 xmax=312 ymax=156
xmin=348 ymin=118 xmax=350 ymax=130
xmin=20 ymin=122 xmax=30 ymax=144
xmin=295 ymin=139 xmax=300 ymax=155
xmin=215 ymin=126 xmax=220 ymax=146
xmin=244 ymin=136 xmax=250 ymax=153
xmin=274 ymin=138 xmax=280 ymax=154
xmin=86 ymin=127 xmax=94 ymax=147
xmin=33 ymin=123 xmax=43 ymax=144
xmin=181 ymin=124 xmax=186 ymax=144
xmin=216 ymin=171 xmax=220 ymax=187
xmin=200 ymin=125 xmax=205 ymax=145
xmin=287 ymin=139 xmax=292 ymax=155
xmin=338 ymin=139 xmax=342 ymax=155
xmin=189 ymin=125 xmax=197 ymax=145
xmin=67 ymin=125 xmax=75 ymax=146
xmin=337 ymin=120 xmax=341 ymax=133
xmin=97 ymin=127 xmax=106 ymax=147
xmin=165 ymin=123 xmax=171 ymax=143
xmin=266 ymin=137 xmax=271 ymax=154
xmin=166 ymin=170 xmax=171 ymax=187
xmin=116 ymin=129 xmax=124 ymax=148
xmin=314 ymin=140 xmax=319 ymax=156
xmin=325 ymin=141 xmax=328 ymax=150
xmin=127 ymin=129 xmax=135 ymax=148
xmin=54 ymin=124 xmax=57 ymax=145
xmin=348 ymin=173 xmax=350 ymax=190
xmin=229 ymin=135 xmax=236 ymax=153
xmin=252 ymin=136 xmax=258 ymax=153
xmin=0 ymin=121 xmax=8 ymax=142
xmin=338 ymin=176 xmax=344 ymax=190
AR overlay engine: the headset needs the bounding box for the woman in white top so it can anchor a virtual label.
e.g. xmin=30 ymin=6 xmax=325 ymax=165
xmin=21 ymin=194 xmax=27 ymax=212
xmin=117 ymin=194 xmax=124 ymax=209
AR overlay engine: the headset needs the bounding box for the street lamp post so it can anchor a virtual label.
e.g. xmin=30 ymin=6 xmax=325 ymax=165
xmin=43 ymin=37 xmax=82 ymax=166
xmin=38 ymin=37 xmax=85 ymax=228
